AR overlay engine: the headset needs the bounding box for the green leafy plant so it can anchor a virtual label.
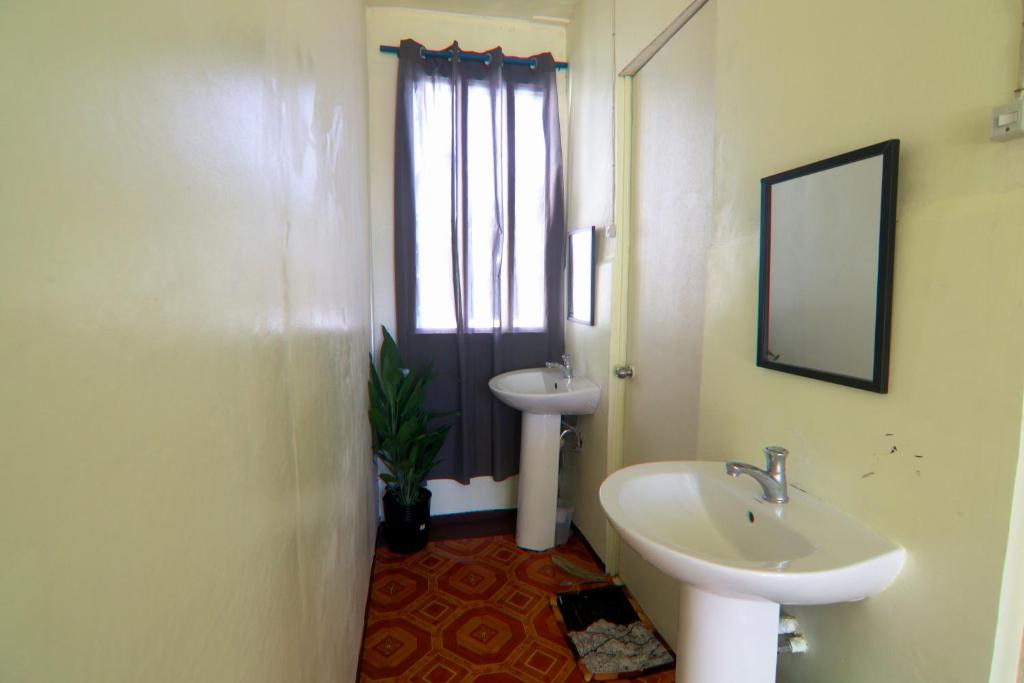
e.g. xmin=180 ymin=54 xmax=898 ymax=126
xmin=368 ymin=327 xmax=452 ymax=506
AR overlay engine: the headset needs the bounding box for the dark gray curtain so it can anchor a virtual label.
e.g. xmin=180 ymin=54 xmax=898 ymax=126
xmin=394 ymin=39 xmax=565 ymax=484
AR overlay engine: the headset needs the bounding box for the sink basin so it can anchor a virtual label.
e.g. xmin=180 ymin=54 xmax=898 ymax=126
xmin=488 ymin=368 xmax=600 ymax=415
xmin=600 ymin=460 xmax=905 ymax=683
xmin=488 ymin=367 xmax=601 ymax=551
xmin=600 ymin=460 xmax=904 ymax=604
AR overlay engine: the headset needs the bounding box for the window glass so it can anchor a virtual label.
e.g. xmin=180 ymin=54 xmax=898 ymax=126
xmin=412 ymin=78 xmax=456 ymax=331
xmin=411 ymin=77 xmax=548 ymax=333
xmin=511 ymin=86 xmax=546 ymax=330
xmin=466 ymin=84 xmax=500 ymax=330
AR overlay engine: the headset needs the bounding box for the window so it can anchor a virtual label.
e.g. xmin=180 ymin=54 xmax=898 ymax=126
xmin=411 ymin=79 xmax=549 ymax=333
xmin=411 ymin=78 xmax=455 ymax=331
xmin=392 ymin=42 xmax=566 ymax=482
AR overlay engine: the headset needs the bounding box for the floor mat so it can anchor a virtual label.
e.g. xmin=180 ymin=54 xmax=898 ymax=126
xmin=553 ymin=585 xmax=675 ymax=680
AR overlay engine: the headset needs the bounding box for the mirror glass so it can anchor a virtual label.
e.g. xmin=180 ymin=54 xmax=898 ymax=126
xmin=568 ymin=226 xmax=595 ymax=326
xmin=758 ymin=140 xmax=899 ymax=393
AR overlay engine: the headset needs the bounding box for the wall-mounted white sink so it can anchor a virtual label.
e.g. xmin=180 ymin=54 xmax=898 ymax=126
xmin=601 ymin=460 xmax=904 ymax=604
xmin=488 ymin=368 xmax=600 ymax=415
xmin=600 ymin=460 xmax=905 ymax=683
xmin=489 ymin=366 xmax=601 ymax=551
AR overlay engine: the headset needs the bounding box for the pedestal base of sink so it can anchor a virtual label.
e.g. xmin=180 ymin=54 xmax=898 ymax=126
xmin=677 ymin=584 xmax=780 ymax=683
xmin=515 ymin=412 xmax=561 ymax=551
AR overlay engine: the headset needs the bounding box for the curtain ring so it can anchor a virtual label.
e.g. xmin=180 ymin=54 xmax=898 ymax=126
xmin=529 ymin=57 xmax=538 ymax=70
xmin=418 ymin=46 xmax=425 ymax=60
xmin=484 ymin=54 xmax=492 ymax=66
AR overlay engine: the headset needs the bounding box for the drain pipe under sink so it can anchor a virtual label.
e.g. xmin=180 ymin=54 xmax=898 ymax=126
xmin=778 ymin=613 xmax=808 ymax=655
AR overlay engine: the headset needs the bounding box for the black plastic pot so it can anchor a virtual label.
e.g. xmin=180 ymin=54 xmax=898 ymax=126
xmin=382 ymin=488 xmax=431 ymax=554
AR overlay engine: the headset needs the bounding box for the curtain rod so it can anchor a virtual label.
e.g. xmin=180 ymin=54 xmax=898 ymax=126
xmin=379 ymin=45 xmax=569 ymax=70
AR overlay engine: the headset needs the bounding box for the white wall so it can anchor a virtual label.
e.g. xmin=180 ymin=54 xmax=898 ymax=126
xmin=616 ymin=0 xmax=717 ymax=642
xmin=364 ymin=7 xmax=567 ymax=514
xmin=993 ymin=409 xmax=1024 ymax=682
xmin=613 ymin=0 xmax=695 ymax=73
xmin=0 ymin=0 xmax=376 ymax=681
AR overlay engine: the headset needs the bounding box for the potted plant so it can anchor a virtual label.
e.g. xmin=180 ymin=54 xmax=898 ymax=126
xmin=368 ymin=327 xmax=452 ymax=554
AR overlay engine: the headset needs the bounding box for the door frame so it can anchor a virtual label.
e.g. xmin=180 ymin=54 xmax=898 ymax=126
xmin=602 ymin=0 xmax=713 ymax=576
xmin=603 ymin=74 xmax=633 ymax=574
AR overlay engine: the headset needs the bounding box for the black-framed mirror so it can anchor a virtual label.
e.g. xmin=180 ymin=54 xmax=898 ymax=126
xmin=567 ymin=226 xmax=596 ymax=326
xmin=757 ymin=139 xmax=899 ymax=393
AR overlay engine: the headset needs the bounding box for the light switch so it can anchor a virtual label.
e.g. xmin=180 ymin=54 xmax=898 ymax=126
xmin=997 ymin=111 xmax=1019 ymax=127
xmin=991 ymin=99 xmax=1024 ymax=141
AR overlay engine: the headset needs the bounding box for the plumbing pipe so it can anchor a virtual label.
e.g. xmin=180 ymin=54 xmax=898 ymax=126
xmin=778 ymin=614 xmax=800 ymax=635
xmin=778 ymin=635 xmax=809 ymax=655
xmin=560 ymin=422 xmax=583 ymax=451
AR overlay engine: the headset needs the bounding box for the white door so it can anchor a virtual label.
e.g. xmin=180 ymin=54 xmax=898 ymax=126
xmin=612 ymin=0 xmax=717 ymax=644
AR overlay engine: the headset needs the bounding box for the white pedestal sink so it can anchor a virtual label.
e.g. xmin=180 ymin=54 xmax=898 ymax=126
xmin=600 ymin=461 xmax=905 ymax=683
xmin=488 ymin=368 xmax=600 ymax=550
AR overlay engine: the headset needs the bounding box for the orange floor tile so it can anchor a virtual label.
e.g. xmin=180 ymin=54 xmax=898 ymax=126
xmin=358 ymin=532 xmax=675 ymax=682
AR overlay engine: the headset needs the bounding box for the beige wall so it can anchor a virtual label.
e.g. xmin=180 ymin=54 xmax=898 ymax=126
xmin=0 ymin=1 xmax=376 ymax=681
xmin=565 ymin=0 xmax=617 ymax=562
xmin=364 ymin=7 xmax=567 ymax=514
xmin=701 ymin=1 xmax=1023 ymax=681
xmin=568 ymin=0 xmax=1024 ymax=680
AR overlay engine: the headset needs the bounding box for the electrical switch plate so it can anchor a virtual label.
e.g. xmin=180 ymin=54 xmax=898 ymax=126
xmin=991 ymin=99 xmax=1024 ymax=141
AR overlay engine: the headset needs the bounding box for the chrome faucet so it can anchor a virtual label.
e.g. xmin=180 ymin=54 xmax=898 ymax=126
xmin=545 ymin=353 xmax=574 ymax=380
xmin=726 ymin=446 xmax=790 ymax=504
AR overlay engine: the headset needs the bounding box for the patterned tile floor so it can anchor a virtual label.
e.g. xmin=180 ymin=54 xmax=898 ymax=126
xmin=358 ymin=533 xmax=675 ymax=682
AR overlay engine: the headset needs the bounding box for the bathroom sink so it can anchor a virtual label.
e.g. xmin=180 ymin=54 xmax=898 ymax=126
xmin=488 ymin=368 xmax=600 ymax=416
xmin=601 ymin=460 xmax=905 ymax=682
xmin=488 ymin=367 xmax=601 ymax=551
xmin=600 ymin=460 xmax=905 ymax=605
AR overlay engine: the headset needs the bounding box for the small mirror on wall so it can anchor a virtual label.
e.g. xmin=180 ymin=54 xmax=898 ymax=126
xmin=568 ymin=226 xmax=596 ymax=326
xmin=758 ymin=139 xmax=899 ymax=393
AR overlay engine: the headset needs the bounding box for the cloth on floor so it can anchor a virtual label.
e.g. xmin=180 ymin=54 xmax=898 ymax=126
xmin=555 ymin=584 xmax=675 ymax=678
xmin=568 ymin=619 xmax=674 ymax=674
